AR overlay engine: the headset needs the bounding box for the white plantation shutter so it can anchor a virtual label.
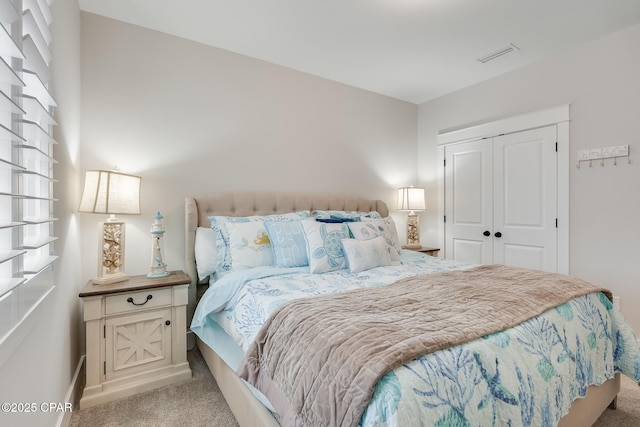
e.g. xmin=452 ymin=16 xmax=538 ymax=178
xmin=0 ymin=0 xmax=57 ymax=344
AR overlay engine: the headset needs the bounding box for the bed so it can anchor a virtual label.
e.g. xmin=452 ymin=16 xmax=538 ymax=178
xmin=185 ymin=193 xmax=640 ymax=427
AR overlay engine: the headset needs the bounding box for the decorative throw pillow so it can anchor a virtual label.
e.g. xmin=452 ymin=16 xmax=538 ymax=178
xmin=315 ymin=217 xmax=358 ymax=223
xmin=226 ymin=222 xmax=273 ymax=270
xmin=264 ymin=220 xmax=309 ymax=268
xmin=341 ymin=236 xmax=393 ymax=273
xmin=209 ymin=211 xmax=310 ymax=272
xmin=348 ymin=217 xmax=401 ymax=255
xmin=301 ymin=221 xmax=350 ymax=274
xmin=195 ymin=227 xmax=218 ymax=279
xmin=311 ymin=210 xmax=382 ymax=220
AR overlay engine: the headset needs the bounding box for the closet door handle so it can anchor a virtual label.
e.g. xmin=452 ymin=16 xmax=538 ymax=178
xmin=494 ymin=232 xmax=502 ymax=238
xmin=483 ymin=231 xmax=491 ymax=236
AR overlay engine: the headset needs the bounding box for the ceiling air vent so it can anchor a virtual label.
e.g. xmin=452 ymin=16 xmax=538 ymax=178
xmin=477 ymin=43 xmax=520 ymax=63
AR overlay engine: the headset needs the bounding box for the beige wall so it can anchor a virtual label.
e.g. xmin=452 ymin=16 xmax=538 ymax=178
xmin=79 ymin=12 xmax=418 ymax=283
xmin=0 ymin=2 xmax=83 ymax=427
xmin=418 ymin=23 xmax=640 ymax=334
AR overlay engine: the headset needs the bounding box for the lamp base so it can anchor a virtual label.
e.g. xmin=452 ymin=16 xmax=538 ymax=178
xmin=406 ymin=212 xmax=422 ymax=249
xmin=92 ymin=272 xmax=129 ymax=285
xmin=95 ymin=220 xmax=128 ymax=285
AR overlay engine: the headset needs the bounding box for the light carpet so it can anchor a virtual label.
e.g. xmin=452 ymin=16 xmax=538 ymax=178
xmin=70 ymin=347 xmax=639 ymax=426
xmin=70 ymin=347 xmax=238 ymax=427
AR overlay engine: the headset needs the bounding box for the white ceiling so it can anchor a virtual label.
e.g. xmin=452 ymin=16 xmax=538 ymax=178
xmin=77 ymin=0 xmax=640 ymax=104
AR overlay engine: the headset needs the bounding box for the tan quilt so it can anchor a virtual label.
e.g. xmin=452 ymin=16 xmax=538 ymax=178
xmin=237 ymin=264 xmax=610 ymax=427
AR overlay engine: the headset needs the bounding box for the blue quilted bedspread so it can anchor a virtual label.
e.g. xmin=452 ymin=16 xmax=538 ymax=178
xmin=192 ymin=253 xmax=640 ymax=426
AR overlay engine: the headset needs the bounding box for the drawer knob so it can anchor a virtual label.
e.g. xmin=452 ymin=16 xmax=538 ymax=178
xmin=126 ymin=294 xmax=153 ymax=306
xmin=165 ymin=320 xmax=171 ymax=326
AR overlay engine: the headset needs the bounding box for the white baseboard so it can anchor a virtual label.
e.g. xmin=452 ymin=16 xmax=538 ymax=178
xmin=57 ymin=355 xmax=85 ymax=427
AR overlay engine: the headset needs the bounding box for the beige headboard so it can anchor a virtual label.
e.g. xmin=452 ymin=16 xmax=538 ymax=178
xmin=184 ymin=193 xmax=389 ymax=288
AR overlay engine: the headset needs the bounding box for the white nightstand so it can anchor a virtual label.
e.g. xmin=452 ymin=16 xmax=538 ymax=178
xmin=79 ymin=271 xmax=192 ymax=409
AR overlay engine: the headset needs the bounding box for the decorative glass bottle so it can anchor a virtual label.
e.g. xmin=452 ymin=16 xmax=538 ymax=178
xmin=147 ymin=211 xmax=170 ymax=278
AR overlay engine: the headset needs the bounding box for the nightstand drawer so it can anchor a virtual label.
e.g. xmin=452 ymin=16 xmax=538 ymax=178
xmin=105 ymin=288 xmax=172 ymax=315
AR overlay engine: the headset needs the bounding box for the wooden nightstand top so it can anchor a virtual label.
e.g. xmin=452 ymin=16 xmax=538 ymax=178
xmin=402 ymin=246 xmax=440 ymax=256
xmin=79 ymin=270 xmax=190 ymax=298
xmin=402 ymin=246 xmax=440 ymax=252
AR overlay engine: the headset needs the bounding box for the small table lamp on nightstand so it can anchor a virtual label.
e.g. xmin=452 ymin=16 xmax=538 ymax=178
xmin=397 ymin=186 xmax=425 ymax=250
xmin=78 ymin=170 xmax=141 ymax=284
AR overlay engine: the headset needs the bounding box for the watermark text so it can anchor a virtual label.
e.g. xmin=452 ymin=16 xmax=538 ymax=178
xmin=1 ymin=402 xmax=73 ymax=413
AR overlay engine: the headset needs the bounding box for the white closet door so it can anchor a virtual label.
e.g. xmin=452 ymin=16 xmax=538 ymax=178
xmin=444 ymin=139 xmax=493 ymax=265
xmin=493 ymin=125 xmax=558 ymax=271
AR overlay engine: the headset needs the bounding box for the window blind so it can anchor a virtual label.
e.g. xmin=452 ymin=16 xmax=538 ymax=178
xmin=0 ymin=0 xmax=57 ymax=343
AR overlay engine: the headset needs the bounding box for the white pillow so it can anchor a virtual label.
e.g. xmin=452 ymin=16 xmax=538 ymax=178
xmin=195 ymin=227 xmax=218 ymax=279
xmin=341 ymin=236 xmax=393 ymax=273
xmin=226 ymin=221 xmax=273 ymax=270
xmin=348 ymin=217 xmax=401 ymax=255
xmin=301 ymin=221 xmax=350 ymax=274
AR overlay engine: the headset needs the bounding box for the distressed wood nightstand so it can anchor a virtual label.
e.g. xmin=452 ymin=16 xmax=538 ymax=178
xmin=402 ymin=246 xmax=440 ymax=257
xmin=79 ymin=270 xmax=192 ymax=409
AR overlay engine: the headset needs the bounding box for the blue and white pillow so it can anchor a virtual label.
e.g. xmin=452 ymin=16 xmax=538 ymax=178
xmin=264 ymin=220 xmax=309 ymax=268
xmin=301 ymin=221 xmax=350 ymax=274
xmin=341 ymin=236 xmax=393 ymax=273
xmin=311 ymin=210 xmax=382 ymax=220
xmin=348 ymin=217 xmax=401 ymax=255
xmin=208 ymin=211 xmax=310 ymax=273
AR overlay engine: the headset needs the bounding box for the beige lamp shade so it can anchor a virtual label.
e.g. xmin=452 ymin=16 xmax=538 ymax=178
xmin=79 ymin=170 xmax=141 ymax=215
xmin=397 ymin=187 xmax=425 ymax=212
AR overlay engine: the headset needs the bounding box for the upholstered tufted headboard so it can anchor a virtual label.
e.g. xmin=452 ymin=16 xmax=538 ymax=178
xmin=184 ymin=193 xmax=389 ymax=288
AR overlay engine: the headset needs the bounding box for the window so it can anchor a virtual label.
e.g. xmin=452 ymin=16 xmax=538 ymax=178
xmin=0 ymin=0 xmax=57 ymax=345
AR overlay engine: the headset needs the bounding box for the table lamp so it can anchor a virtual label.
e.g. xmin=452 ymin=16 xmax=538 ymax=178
xmin=79 ymin=170 xmax=141 ymax=284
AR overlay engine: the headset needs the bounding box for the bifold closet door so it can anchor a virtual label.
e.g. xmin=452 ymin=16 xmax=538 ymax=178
xmin=444 ymin=139 xmax=493 ymax=265
xmin=444 ymin=125 xmax=558 ymax=272
xmin=493 ymin=126 xmax=557 ymax=272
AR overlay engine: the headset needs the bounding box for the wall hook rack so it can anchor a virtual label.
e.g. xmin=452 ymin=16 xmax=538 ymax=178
xmin=576 ymin=144 xmax=630 ymax=169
